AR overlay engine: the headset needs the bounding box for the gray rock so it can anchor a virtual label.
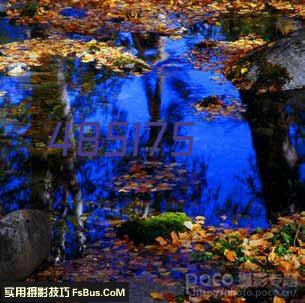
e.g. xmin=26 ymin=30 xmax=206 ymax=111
xmin=0 ymin=210 xmax=51 ymax=281
xmin=228 ymin=28 xmax=305 ymax=92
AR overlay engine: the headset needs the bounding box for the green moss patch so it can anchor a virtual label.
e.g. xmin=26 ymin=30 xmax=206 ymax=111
xmin=118 ymin=212 xmax=191 ymax=245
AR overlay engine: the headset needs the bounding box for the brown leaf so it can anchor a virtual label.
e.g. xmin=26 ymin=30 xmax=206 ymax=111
xmin=155 ymin=236 xmax=168 ymax=247
xmin=171 ymin=231 xmax=180 ymax=246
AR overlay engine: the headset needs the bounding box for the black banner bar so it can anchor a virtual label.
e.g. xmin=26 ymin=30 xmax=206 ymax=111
xmin=0 ymin=282 xmax=129 ymax=302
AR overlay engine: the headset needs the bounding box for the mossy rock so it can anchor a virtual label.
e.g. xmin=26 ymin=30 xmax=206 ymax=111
xmin=227 ymin=29 xmax=305 ymax=93
xmin=118 ymin=212 xmax=191 ymax=245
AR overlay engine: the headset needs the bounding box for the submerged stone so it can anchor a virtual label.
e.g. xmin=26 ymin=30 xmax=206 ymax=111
xmin=118 ymin=212 xmax=190 ymax=245
xmin=60 ymin=8 xmax=87 ymax=19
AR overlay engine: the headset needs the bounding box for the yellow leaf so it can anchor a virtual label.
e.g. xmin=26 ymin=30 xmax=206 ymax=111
xmin=268 ymin=247 xmax=277 ymax=263
xmin=241 ymin=67 xmax=248 ymax=75
xmin=150 ymin=292 xmax=164 ymax=301
xmin=249 ymin=239 xmax=268 ymax=247
xmin=263 ymin=232 xmax=274 ymax=240
xmin=81 ymin=53 xmax=95 ymax=63
xmin=240 ymin=261 xmax=260 ymax=271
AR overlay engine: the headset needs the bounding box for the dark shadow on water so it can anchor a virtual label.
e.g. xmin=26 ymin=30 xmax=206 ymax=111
xmin=221 ymin=12 xmax=305 ymax=42
xmin=242 ymin=89 xmax=305 ymax=218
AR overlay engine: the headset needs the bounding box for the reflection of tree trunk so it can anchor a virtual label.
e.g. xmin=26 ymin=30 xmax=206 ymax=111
xmin=29 ymin=59 xmax=85 ymax=259
xmin=57 ymin=60 xmax=85 ymax=256
xmin=30 ymin=67 xmax=57 ymax=211
xmin=132 ymin=32 xmax=160 ymax=59
xmin=141 ymin=74 xmax=163 ymax=217
xmin=145 ymin=75 xmax=162 ymax=147
xmin=244 ymin=90 xmax=305 ymax=217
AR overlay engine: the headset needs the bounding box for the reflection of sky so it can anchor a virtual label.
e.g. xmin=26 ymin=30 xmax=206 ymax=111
xmin=0 ymin=22 xmax=31 ymax=215
xmin=0 ymin=18 xmax=29 ymax=43
xmin=289 ymin=123 xmax=305 ymax=158
xmin=0 ymin=19 xmax=269 ymax=238
xmin=68 ymin=32 xmax=268 ymax=229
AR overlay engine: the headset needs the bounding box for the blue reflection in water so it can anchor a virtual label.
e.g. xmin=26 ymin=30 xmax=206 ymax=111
xmin=67 ymin=31 xmax=268 ymax=230
xmin=0 ymin=18 xmax=29 ymax=43
xmin=0 ymin=70 xmax=32 ymax=214
xmin=0 ymin=21 xmax=270 ymax=256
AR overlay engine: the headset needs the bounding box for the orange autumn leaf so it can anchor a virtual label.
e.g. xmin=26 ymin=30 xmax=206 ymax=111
xmin=171 ymin=231 xmax=180 ymax=246
xmin=155 ymin=236 xmax=168 ymax=247
xmin=150 ymin=292 xmax=164 ymax=301
xmin=273 ymin=296 xmax=286 ymax=303
xmin=278 ymin=260 xmax=291 ymax=272
xmin=224 ymin=250 xmax=236 ymax=262
xmin=193 ymin=244 xmax=205 ymax=252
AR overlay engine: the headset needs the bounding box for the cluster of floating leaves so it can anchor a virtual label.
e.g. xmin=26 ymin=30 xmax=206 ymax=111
xmin=113 ymin=161 xmax=189 ymax=194
xmin=194 ymin=95 xmax=246 ymax=120
xmin=0 ymin=38 xmax=149 ymax=76
xmin=190 ymin=34 xmax=266 ymax=74
xmin=269 ymin=0 xmax=305 ymax=19
xmin=5 ymin=0 xmax=305 ymax=36
xmin=6 ymin=0 xmax=275 ymax=35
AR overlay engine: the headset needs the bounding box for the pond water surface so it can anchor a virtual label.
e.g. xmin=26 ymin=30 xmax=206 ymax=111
xmin=1 ymin=14 xmax=305 ymax=255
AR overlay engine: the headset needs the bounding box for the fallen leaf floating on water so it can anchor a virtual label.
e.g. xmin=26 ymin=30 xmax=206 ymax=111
xmin=6 ymin=0 xmax=270 ymax=35
xmin=195 ymin=95 xmax=246 ymax=119
xmin=150 ymin=292 xmax=164 ymax=301
xmin=190 ymin=34 xmax=266 ymax=75
xmin=5 ymin=1 xmax=305 ymax=38
xmin=0 ymin=38 xmax=149 ymax=76
xmin=113 ymin=161 xmax=196 ymax=194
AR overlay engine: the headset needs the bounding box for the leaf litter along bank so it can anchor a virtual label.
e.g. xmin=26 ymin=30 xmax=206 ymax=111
xmin=4 ymin=0 xmax=286 ymax=36
xmin=29 ymin=213 xmax=305 ymax=302
xmin=0 ymin=38 xmax=149 ymax=76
